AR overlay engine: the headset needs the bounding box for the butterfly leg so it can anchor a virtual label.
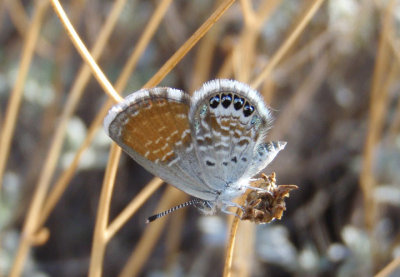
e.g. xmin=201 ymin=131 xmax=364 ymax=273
xmin=220 ymin=200 xmax=245 ymax=217
xmin=243 ymin=184 xmax=270 ymax=193
xmin=220 ymin=206 xmax=242 ymax=218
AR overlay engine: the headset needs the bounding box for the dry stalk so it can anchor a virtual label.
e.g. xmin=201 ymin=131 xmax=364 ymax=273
xmin=39 ymin=0 xmax=173 ymax=232
xmin=89 ymin=143 xmax=121 ymax=277
xmin=360 ymin=0 xmax=394 ymax=232
xmin=251 ymin=0 xmax=326 ymax=89
xmin=119 ymin=187 xmax=183 ymax=277
xmin=0 ymin=0 xmax=50 ymax=191
xmin=9 ymin=0 xmax=126 ymax=275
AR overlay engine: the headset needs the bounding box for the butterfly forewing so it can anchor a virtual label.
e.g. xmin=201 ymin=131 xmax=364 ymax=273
xmin=104 ymin=87 xmax=217 ymax=201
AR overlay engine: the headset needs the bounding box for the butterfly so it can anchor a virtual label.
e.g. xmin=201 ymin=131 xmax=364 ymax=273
xmin=104 ymin=79 xmax=286 ymax=221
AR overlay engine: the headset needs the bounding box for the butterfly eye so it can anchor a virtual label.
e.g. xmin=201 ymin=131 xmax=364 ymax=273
xmin=233 ymin=95 xmax=245 ymax=110
xmin=221 ymin=93 xmax=233 ymax=108
xmin=209 ymin=95 xmax=220 ymax=108
xmin=243 ymin=102 xmax=255 ymax=117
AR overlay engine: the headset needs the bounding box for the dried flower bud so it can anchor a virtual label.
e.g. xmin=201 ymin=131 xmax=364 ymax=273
xmin=241 ymin=173 xmax=298 ymax=224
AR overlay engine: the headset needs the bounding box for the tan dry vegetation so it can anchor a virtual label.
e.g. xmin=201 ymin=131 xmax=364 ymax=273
xmin=0 ymin=0 xmax=400 ymax=276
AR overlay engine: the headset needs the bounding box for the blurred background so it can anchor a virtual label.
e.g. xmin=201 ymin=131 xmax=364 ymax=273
xmin=1 ymin=0 xmax=400 ymax=276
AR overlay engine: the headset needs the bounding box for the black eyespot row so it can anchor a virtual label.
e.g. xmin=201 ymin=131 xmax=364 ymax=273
xmin=209 ymin=95 xmax=220 ymax=108
xmin=221 ymin=93 xmax=232 ymax=108
xmin=206 ymin=160 xmax=215 ymax=166
xmin=233 ymin=95 xmax=245 ymax=110
xmin=243 ymin=102 xmax=255 ymax=117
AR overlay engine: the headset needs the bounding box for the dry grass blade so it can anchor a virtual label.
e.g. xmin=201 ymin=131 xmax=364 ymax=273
xmin=0 ymin=0 xmax=49 ymax=191
xmin=274 ymin=30 xmax=331 ymax=81
xmin=50 ymin=0 xmax=122 ymax=102
xmin=5 ymin=0 xmax=52 ymax=57
xmin=251 ymin=0 xmax=326 ymax=89
xmin=232 ymin=222 xmax=254 ymax=277
xmin=37 ymin=100 xmax=112 ymax=228
xmin=143 ymin=0 xmax=236 ymax=88
xmin=360 ymin=0 xmax=394 ymax=231
xmin=89 ymin=143 xmax=121 ymax=277
xmin=270 ymin=53 xmax=328 ymax=139
xmin=9 ymin=0 xmax=127 ymax=275
xmin=223 ymin=214 xmax=241 ymax=277
xmin=388 ymin=93 xmax=400 ymax=142
xmin=5 ymin=0 xmax=29 ymax=37
xmin=191 ymin=19 xmax=220 ymax=89
xmin=217 ymin=52 xmax=234 ymax=79
xmin=164 ymin=193 xmax=189 ymax=273
xmin=387 ymin=36 xmax=400 ymax=64
xmin=115 ymin=0 xmax=174 ymax=90
xmin=4 ymin=3 xmax=51 ymax=277
xmin=38 ymin=0 xmax=172 ymax=231
xmin=119 ymin=187 xmax=182 ymax=277
xmin=234 ymin=0 xmax=281 ymax=82
xmin=375 ymin=257 xmax=400 ymax=277
xmin=105 ymin=178 xmax=163 ymax=241
xmin=387 ymin=37 xmax=400 ymax=141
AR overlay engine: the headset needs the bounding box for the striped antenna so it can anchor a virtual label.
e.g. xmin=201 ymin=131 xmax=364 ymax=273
xmin=146 ymin=198 xmax=206 ymax=223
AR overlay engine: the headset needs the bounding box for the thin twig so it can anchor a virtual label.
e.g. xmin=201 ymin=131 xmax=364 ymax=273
xmin=38 ymin=0 xmax=172 ymax=230
xmin=10 ymin=0 xmax=127 ymax=275
xmin=143 ymin=0 xmax=236 ymax=88
xmin=375 ymin=257 xmax=400 ymax=277
xmin=223 ymin=215 xmax=241 ymax=277
xmin=115 ymin=0 xmax=174 ymax=92
xmin=105 ymin=178 xmax=163 ymax=241
xmin=119 ymin=187 xmax=181 ymax=277
xmin=7 ymin=3 xmax=50 ymax=276
xmin=51 ymin=0 xmax=123 ymax=102
xmin=89 ymin=144 xmax=122 ymax=277
xmin=5 ymin=0 xmax=52 ymax=57
xmin=251 ymin=0 xmax=326 ymax=89
xmin=0 ymin=0 xmax=49 ymax=190
xmin=360 ymin=0 xmax=394 ymax=231
xmin=270 ymin=54 xmax=328 ymax=140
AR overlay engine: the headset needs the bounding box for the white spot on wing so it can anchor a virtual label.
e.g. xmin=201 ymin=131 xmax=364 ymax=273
xmin=167 ymin=156 xmax=180 ymax=166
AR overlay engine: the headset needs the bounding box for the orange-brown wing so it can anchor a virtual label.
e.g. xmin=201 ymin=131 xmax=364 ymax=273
xmin=104 ymin=87 xmax=218 ymax=201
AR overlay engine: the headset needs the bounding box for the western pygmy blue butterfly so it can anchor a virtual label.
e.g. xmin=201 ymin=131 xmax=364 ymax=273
xmin=104 ymin=79 xmax=286 ymax=222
